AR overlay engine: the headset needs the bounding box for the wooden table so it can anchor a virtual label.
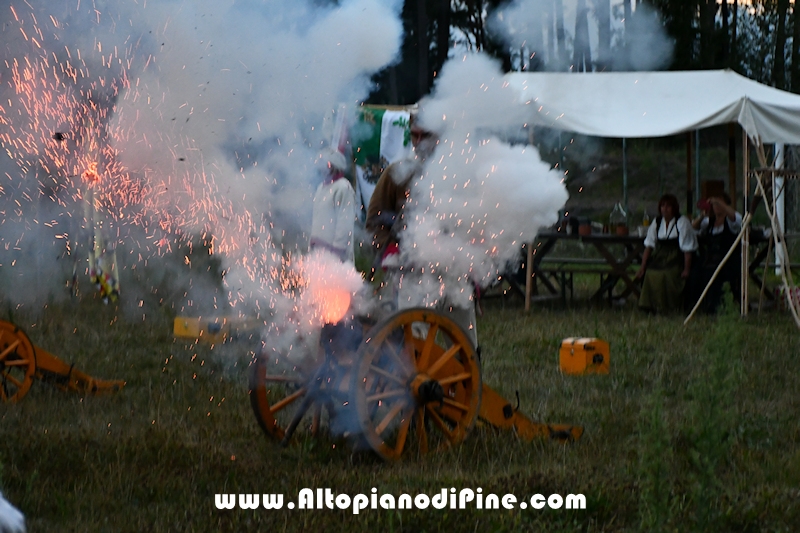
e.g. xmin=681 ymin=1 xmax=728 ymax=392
xmin=524 ymin=231 xmax=646 ymax=310
xmin=520 ymin=229 xmax=779 ymax=311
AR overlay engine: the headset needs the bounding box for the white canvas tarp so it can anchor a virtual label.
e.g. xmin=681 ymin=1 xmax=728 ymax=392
xmin=505 ymin=69 xmax=800 ymax=144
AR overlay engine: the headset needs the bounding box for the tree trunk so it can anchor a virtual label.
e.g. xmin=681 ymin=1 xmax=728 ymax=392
xmin=416 ymin=0 xmax=429 ymax=98
xmin=720 ymin=0 xmax=730 ymax=66
xmin=775 ymin=0 xmax=789 ymax=89
xmin=623 ymin=0 xmax=631 ymax=34
xmin=554 ymin=0 xmax=567 ymax=69
xmin=435 ymin=0 xmax=450 ymax=77
xmin=699 ymin=0 xmax=717 ymax=69
xmin=545 ymin=0 xmax=555 ymax=66
xmin=573 ymin=0 xmax=592 ymax=71
xmin=475 ymin=0 xmax=485 ymax=51
xmin=595 ymin=0 xmax=611 ymax=71
xmin=731 ymin=0 xmax=738 ymax=68
xmin=792 ymin=4 xmax=800 ymax=92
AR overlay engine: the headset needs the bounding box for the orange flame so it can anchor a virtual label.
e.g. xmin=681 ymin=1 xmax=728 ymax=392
xmin=316 ymin=287 xmax=351 ymax=324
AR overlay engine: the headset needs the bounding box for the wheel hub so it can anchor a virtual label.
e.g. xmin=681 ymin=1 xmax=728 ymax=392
xmin=414 ymin=377 xmax=444 ymax=405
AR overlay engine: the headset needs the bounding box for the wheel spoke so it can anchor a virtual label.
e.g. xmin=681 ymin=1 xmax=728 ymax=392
xmin=367 ymin=364 xmax=406 ymax=386
xmin=366 ymin=388 xmax=407 ymax=403
xmin=426 ymin=404 xmax=457 ymax=442
xmin=393 ymin=410 xmax=412 ymax=455
xmin=437 ymin=372 xmax=473 ymax=386
xmin=426 ymin=344 xmax=460 ymax=378
xmin=381 ymin=342 xmax=412 ymax=376
xmin=374 ymin=399 xmax=408 ymax=435
xmin=442 ymin=397 xmax=469 ymax=412
xmin=0 ymin=340 xmax=21 ymax=361
xmin=402 ymin=324 xmax=417 ymax=360
xmin=1 ymin=373 xmax=22 ymax=388
xmin=269 ymin=387 xmax=307 ymax=414
xmin=2 ymin=359 xmax=31 ymax=367
xmin=416 ymin=323 xmax=439 ymax=371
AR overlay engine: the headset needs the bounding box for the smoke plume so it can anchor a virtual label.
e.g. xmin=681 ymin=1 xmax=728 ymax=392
xmin=0 ymin=0 xmax=403 ymax=318
xmin=400 ymin=53 xmax=568 ymax=308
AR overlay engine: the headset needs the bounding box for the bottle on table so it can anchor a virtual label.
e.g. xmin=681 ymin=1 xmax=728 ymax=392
xmin=609 ymin=203 xmax=628 ymax=235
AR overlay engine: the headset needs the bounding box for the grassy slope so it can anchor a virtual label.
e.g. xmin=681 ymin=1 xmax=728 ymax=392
xmin=2 ymin=292 xmax=799 ymax=533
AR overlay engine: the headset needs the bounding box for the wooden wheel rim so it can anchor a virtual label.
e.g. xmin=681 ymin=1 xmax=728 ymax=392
xmin=248 ymin=351 xmax=352 ymax=444
xmin=248 ymin=353 xmax=311 ymax=441
xmin=352 ymin=308 xmax=481 ymax=461
xmin=0 ymin=320 xmax=37 ymax=403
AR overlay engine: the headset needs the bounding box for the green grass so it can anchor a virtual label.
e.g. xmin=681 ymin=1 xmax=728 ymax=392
xmin=2 ymin=291 xmax=800 ymax=532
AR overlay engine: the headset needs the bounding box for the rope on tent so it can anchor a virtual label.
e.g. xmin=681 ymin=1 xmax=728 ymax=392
xmin=753 ymin=172 xmax=800 ymax=327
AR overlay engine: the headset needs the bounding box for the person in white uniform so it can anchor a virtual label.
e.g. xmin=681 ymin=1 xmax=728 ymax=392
xmin=310 ymin=149 xmax=356 ymax=263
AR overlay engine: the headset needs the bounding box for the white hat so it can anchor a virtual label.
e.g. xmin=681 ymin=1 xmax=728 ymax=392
xmin=324 ymin=149 xmax=347 ymax=172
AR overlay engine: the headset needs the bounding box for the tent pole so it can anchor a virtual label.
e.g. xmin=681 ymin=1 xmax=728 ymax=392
xmin=695 ymin=128 xmax=701 ymax=207
xmin=728 ymin=123 xmax=737 ymax=211
xmin=622 ymin=138 xmax=628 ymax=212
xmin=742 ymin=131 xmax=749 ymax=316
xmin=774 ymin=144 xmax=785 ymax=275
xmin=686 ymin=132 xmax=694 ymax=214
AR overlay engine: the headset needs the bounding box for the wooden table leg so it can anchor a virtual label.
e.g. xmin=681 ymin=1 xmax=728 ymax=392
xmin=587 ymin=241 xmax=644 ymax=301
xmin=525 ymin=242 xmax=533 ymax=312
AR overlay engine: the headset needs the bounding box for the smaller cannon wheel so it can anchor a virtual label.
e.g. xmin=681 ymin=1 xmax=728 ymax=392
xmin=0 ymin=320 xmax=37 ymax=403
xmin=248 ymin=352 xmax=320 ymax=443
xmin=248 ymin=344 xmax=355 ymax=446
xmin=351 ymin=308 xmax=481 ymax=461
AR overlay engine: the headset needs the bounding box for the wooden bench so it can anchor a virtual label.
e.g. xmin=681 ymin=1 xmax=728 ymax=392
xmin=535 ymin=257 xmax=639 ymax=303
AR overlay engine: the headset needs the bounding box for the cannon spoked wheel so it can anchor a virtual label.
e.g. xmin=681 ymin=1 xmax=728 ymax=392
xmin=0 ymin=320 xmax=37 ymax=403
xmin=248 ymin=349 xmax=353 ymax=445
xmin=351 ymin=308 xmax=481 ymax=461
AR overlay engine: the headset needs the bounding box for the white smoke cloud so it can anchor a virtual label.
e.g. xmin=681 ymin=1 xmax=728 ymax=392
xmin=615 ymin=3 xmax=673 ymax=71
xmin=486 ymin=0 xmax=673 ymax=72
xmin=0 ymin=0 xmax=403 ymax=315
xmin=400 ymin=53 xmax=568 ymax=308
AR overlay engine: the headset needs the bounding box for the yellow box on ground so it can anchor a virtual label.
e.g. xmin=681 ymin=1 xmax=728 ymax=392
xmin=173 ymin=316 xmax=262 ymax=343
xmin=559 ymin=337 xmax=610 ymax=375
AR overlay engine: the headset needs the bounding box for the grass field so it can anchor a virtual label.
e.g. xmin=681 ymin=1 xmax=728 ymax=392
xmin=1 ymin=286 xmax=799 ymax=532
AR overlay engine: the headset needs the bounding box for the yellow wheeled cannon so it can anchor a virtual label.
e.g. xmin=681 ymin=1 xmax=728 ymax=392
xmin=248 ymin=308 xmax=582 ymax=461
xmin=0 ymin=320 xmax=125 ymax=403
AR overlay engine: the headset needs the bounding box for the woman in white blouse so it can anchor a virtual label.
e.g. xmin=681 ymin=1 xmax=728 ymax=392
xmin=635 ymin=194 xmax=698 ymax=313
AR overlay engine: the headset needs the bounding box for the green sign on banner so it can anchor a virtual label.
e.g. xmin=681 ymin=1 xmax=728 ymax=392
xmin=353 ymin=107 xmax=385 ymax=167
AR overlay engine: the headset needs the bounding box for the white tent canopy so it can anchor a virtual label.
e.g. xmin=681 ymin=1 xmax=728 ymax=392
xmin=505 ymin=69 xmax=800 ymax=144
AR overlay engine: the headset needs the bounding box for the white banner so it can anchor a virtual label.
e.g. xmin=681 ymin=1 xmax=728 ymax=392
xmin=380 ymin=110 xmax=412 ymax=165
